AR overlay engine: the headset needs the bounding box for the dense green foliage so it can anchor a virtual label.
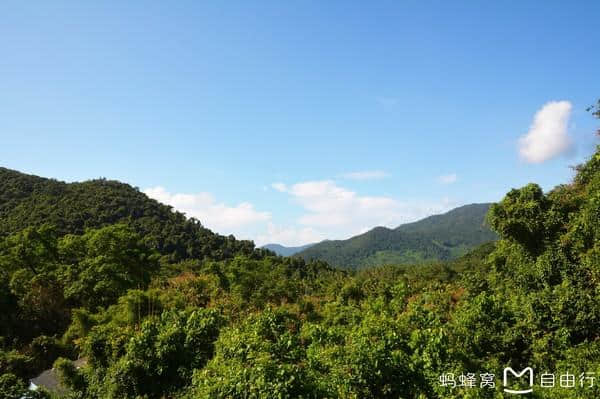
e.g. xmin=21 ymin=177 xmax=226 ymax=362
xmin=0 ymin=199 xmax=336 ymax=397
xmin=296 ymin=203 xmax=497 ymax=269
xmin=1 ymin=109 xmax=599 ymax=398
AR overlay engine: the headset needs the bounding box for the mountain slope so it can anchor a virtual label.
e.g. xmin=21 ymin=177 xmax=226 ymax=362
xmin=0 ymin=167 xmax=266 ymax=262
xmin=296 ymin=203 xmax=497 ymax=269
xmin=261 ymin=243 xmax=316 ymax=256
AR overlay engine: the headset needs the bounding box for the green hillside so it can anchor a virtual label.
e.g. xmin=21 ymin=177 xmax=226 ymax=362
xmin=0 ymin=167 xmax=269 ymax=263
xmin=296 ymin=203 xmax=497 ymax=269
xmin=0 ymin=167 xmax=334 ymax=397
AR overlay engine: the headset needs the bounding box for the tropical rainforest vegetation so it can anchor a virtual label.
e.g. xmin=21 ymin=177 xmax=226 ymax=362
xmin=0 ymin=105 xmax=599 ymax=398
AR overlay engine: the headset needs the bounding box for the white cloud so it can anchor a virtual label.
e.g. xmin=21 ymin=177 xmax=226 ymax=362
xmin=143 ymin=186 xmax=271 ymax=234
xmin=518 ymin=101 xmax=573 ymax=163
xmin=272 ymin=180 xmax=456 ymax=240
xmin=438 ymin=173 xmax=458 ymax=184
xmin=271 ymin=182 xmax=287 ymax=192
xmin=341 ymin=170 xmax=390 ymax=180
xmin=144 ymin=182 xmax=459 ymax=248
xmin=256 ymin=223 xmax=326 ymax=247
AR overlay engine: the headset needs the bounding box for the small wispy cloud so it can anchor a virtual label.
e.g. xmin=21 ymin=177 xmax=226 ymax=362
xmin=144 ymin=186 xmax=271 ymax=233
xmin=341 ymin=170 xmax=390 ymax=180
xmin=437 ymin=173 xmax=458 ymax=185
xmin=271 ymin=182 xmax=288 ymax=192
xmin=518 ymin=101 xmax=573 ymax=163
xmin=256 ymin=222 xmax=326 ymax=247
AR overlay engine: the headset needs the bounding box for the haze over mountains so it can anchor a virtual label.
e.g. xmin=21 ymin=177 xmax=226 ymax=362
xmin=261 ymin=243 xmax=316 ymax=256
xmin=295 ymin=203 xmax=496 ymax=269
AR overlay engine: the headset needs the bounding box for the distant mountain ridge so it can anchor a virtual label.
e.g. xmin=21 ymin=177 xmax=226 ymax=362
xmin=295 ymin=203 xmax=497 ymax=269
xmin=262 ymin=243 xmax=316 ymax=256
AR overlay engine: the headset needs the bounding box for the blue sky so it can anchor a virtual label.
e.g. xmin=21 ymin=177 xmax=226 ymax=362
xmin=1 ymin=1 xmax=599 ymax=245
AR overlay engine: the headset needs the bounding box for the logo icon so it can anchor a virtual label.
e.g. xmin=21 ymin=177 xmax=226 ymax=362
xmin=503 ymin=367 xmax=534 ymax=394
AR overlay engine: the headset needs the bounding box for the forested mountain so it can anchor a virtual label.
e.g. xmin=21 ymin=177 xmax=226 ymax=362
xmin=0 ymin=167 xmax=269 ymax=263
xmin=0 ymin=103 xmax=599 ymax=399
xmin=296 ymin=203 xmax=497 ymax=269
xmin=0 ymin=168 xmax=334 ymax=399
xmin=261 ymin=243 xmax=316 ymax=256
